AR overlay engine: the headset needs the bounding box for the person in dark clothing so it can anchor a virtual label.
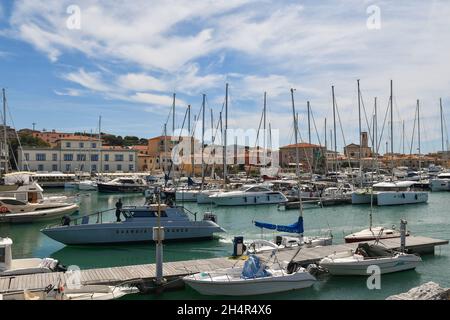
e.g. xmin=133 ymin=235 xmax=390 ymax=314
xmin=115 ymin=199 xmax=123 ymax=222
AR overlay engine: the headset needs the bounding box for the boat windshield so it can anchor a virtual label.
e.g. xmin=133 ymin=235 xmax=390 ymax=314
xmin=127 ymin=209 xmax=168 ymax=218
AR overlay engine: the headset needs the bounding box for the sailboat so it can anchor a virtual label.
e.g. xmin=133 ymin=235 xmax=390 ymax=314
xmin=248 ymin=89 xmax=332 ymax=252
xmin=346 ymin=93 xmax=408 ymax=243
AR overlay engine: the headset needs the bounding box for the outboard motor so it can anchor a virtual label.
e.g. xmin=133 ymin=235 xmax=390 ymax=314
xmin=275 ymin=236 xmax=283 ymax=246
xmin=232 ymin=236 xmax=246 ymax=257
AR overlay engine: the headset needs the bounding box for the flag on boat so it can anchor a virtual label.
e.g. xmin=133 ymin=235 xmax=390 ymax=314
xmin=254 ymin=217 xmax=304 ymax=234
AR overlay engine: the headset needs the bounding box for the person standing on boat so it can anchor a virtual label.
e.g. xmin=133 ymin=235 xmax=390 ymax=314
xmin=115 ymin=199 xmax=123 ymax=222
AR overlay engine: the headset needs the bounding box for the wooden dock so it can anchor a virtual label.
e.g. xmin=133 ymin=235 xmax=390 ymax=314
xmin=0 ymin=235 xmax=447 ymax=294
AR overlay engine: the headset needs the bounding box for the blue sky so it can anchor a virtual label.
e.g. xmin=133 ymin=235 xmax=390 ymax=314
xmin=1 ymin=0 xmax=450 ymax=154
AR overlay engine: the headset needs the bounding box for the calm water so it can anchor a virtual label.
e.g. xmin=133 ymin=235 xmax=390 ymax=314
xmin=1 ymin=190 xmax=449 ymax=300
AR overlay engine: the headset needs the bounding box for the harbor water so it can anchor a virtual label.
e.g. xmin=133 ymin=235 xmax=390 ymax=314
xmin=1 ymin=190 xmax=449 ymax=300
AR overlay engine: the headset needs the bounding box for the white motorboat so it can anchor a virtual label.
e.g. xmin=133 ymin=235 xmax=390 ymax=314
xmin=0 ymin=284 xmax=139 ymax=300
xmin=78 ymin=180 xmax=98 ymax=191
xmin=1 ymin=237 xmax=66 ymax=277
xmin=344 ymin=226 xmax=408 ymax=243
xmin=430 ymin=172 xmax=450 ymax=191
xmin=209 ymin=185 xmax=288 ymax=206
xmin=352 ymin=181 xmax=428 ymax=206
xmin=41 ymin=205 xmax=226 ymax=245
xmin=319 ymin=243 xmax=421 ymax=275
xmin=0 ymin=194 xmax=79 ymax=224
xmin=183 ymin=255 xmax=316 ymax=296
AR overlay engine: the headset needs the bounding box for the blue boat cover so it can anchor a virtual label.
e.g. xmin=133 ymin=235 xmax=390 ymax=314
xmin=254 ymin=216 xmax=304 ymax=234
xmin=241 ymin=255 xmax=269 ymax=279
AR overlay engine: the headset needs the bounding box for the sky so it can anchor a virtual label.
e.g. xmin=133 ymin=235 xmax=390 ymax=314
xmin=1 ymin=0 xmax=450 ymax=154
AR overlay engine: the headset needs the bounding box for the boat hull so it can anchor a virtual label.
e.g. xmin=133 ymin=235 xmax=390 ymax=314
xmin=211 ymin=193 xmax=287 ymax=206
xmin=320 ymin=255 xmax=421 ymax=275
xmin=376 ymin=192 xmax=428 ymax=206
xmin=97 ymin=183 xmax=147 ymax=193
xmin=430 ymin=179 xmax=450 ymax=192
xmin=0 ymin=204 xmax=79 ymax=224
xmin=184 ymin=272 xmax=315 ymax=296
xmin=41 ymin=221 xmax=224 ymax=245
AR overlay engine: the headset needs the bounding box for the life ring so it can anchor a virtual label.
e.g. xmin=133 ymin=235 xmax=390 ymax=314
xmin=0 ymin=206 xmax=9 ymax=213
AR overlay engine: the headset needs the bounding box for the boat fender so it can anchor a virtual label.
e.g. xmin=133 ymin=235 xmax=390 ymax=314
xmin=0 ymin=206 xmax=9 ymax=213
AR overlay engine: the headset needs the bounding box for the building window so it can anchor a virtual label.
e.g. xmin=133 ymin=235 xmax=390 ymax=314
xmin=115 ymin=154 xmax=124 ymax=162
xmin=91 ymin=154 xmax=99 ymax=162
xmin=79 ymin=142 xmax=84 ymax=148
xmin=117 ymin=164 xmax=122 ymax=171
xmin=77 ymin=154 xmax=86 ymax=161
xmin=104 ymin=164 xmax=109 ymax=172
xmin=92 ymin=143 xmax=97 ymax=149
xmin=24 ymin=153 xmax=30 ymax=161
xmin=104 ymin=154 xmax=109 ymax=162
xmin=52 ymin=154 xmax=57 ymax=161
xmin=52 ymin=164 xmax=58 ymax=171
xmin=129 ymin=154 xmax=134 ymax=162
xmin=64 ymin=154 xmax=73 ymax=161
xmin=129 ymin=164 xmax=134 ymax=171
xmin=36 ymin=153 xmax=46 ymax=161
xmin=66 ymin=142 xmax=71 ymax=148
xmin=65 ymin=164 xmax=71 ymax=172
xmin=92 ymin=164 xmax=97 ymax=172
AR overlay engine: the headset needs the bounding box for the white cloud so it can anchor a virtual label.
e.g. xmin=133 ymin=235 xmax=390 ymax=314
xmin=54 ymin=88 xmax=83 ymax=96
xmin=63 ymin=68 xmax=110 ymax=92
xmin=116 ymin=73 xmax=168 ymax=92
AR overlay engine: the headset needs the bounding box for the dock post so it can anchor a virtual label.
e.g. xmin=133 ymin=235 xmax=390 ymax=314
xmin=154 ymin=227 xmax=165 ymax=285
xmin=400 ymin=219 xmax=407 ymax=253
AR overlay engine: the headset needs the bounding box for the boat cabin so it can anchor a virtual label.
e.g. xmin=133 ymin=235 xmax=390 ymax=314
xmin=373 ymin=181 xmax=415 ymax=192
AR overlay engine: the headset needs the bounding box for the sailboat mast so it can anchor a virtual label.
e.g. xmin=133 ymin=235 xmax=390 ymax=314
xmin=172 ymin=93 xmax=176 ymax=136
xmin=440 ymin=98 xmax=445 ymax=152
xmin=374 ymin=98 xmax=378 ymax=154
xmin=332 ymin=86 xmax=337 ymax=173
xmin=263 ymin=92 xmax=267 ymax=167
xmin=307 ymin=101 xmax=311 ymax=144
xmin=324 ymin=118 xmax=327 ymax=150
xmin=201 ymin=94 xmax=206 ymax=189
xmin=98 ymin=115 xmax=102 ymax=176
xmin=390 ymin=80 xmax=394 ymax=172
xmin=357 ymin=80 xmax=362 ymax=187
xmin=223 ymin=83 xmax=228 ymax=189
xmin=211 ymin=108 xmax=215 ymax=179
xmin=290 ymin=88 xmax=304 ymax=219
xmin=164 ymin=123 xmax=168 ymax=174
xmin=417 ymin=99 xmax=421 ymax=173
xmin=2 ymin=88 xmax=7 ymax=174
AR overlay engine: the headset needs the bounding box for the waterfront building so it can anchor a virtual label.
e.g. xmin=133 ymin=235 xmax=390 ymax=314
xmin=344 ymin=132 xmax=372 ymax=159
xmin=279 ymin=142 xmax=326 ymax=171
xmin=18 ymin=135 xmax=137 ymax=173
